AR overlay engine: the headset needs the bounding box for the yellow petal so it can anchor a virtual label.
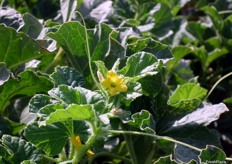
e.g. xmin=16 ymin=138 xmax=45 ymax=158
xmin=108 ymin=87 xmax=118 ymax=96
xmin=101 ymin=78 xmax=111 ymax=89
xmin=117 ymin=84 xmax=128 ymax=92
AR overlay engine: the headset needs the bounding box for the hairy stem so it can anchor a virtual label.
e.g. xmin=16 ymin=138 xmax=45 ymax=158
xmin=205 ymin=72 xmax=232 ymax=100
xmin=76 ymin=11 xmax=107 ymax=97
xmin=107 ymin=130 xmax=202 ymax=152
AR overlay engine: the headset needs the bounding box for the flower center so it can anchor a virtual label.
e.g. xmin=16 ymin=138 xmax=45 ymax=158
xmin=111 ymin=82 xmax=117 ymax=88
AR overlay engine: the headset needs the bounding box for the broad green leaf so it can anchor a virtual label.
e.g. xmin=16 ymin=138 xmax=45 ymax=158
xmin=199 ymin=145 xmax=226 ymax=163
xmin=187 ymin=22 xmax=206 ymax=43
xmin=173 ymin=103 xmax=229 ymax=127
xmin=21 ymin=160 xmax=36 ymax=164
xmin=48 ymin=85 xmax=83 ymax=105
xmin=151 ymin=3 xmax=173 ymax=40
xmin=0 ymin=70 xmax=53 ymax=113
xmin=139 ymin=72 xmax=163 ymax=97
xmin=167 ymin=46 xmax=193 ymax=76
xmin=29 ymin=94 xmax=52 ymax=114
xmin=75 ymin=87 xmax=105 ymax=112
xmin=38 ymin=104 xmax=65 ymax=119
xmin=171 ymin=59 xmax=194 ymax=84
xmin=0 ymin=145 xmax=14 ymax=162
xmin=1 ymin=135 xmax=43 ymax=163
xmin=123 ymin=81 xmax=142 ymax=107
xmin=126 ymin=38 xmax=172 ymax=60
xmin=47 ymin=22 xmax=120 ymax=71
xmin=154 ymin=155 xmax=178 ymax=164
xmin=119 ymin=52 xmax=163 ymax=81
xmin=0 ymin=24 xmax=50 ymax=69
xmin=123 ymin=110 xmax=155 ymax=133
xmin=163 ymin=125 xmax=221 ymax=163
xmin=0 ymin=118 xmax=11 ymax=135
xmin=45 ymin=104 xmax=95 ymax=125
xmin=47 ymin=22 xmax=86 ymax=71
xmin=168 ymin=83 xmax=207 ymax=111
xmin=155 ymin=138 xmax=175 ymax=157
xmin=24 ymin=123 xmax=69 ymax=156
xmin=122 ymin=122 xmax=155 ymax=164
xmin=94 ymin=60 xmax=108 ymax=77
xmin=201 ymin=6 xmax=223 ymax=30
xmin=156 ymin=0 xmax=189 ymax=15
xmin=222 ymin=15 xmax=232 ymax=39
xmin=50 ymin=66 xmax=85 ymax=87
xmin=205 ymin=48 xmax=228 ymax=68
xmin=60 ymin=0 xmax=77 ymax=22
xmin=48 ymin=85 xmax=104 ymax=111
xmin=19 ymin=13 xmax=43 ymax=39
xmin=193 ymin=46 xmax=207 ymax=67
xmin=0 ymin=63 xmax=10 ymax=86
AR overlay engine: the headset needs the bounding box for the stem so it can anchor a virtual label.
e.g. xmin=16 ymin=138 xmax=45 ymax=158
xmin=205 ymin=72 xmax=232 ymax=100
xmin=107 ymin=130 xmax=202 ymax=152
xmin=226 ymin=157 xmax=232 ymax=161
xmin=45 ymin=47 xmax=64 ymax=73
xmin=59 ymin=147 xmax=67 ymax=161
xmin=72 ymin=131 xmax=99 ymax=163
xmin=72 ymin=121 xmax=100 ymax=164
xmin=219 ymin=10 xmax=232 ymax=14
xmin=41 ymin=154 xmax=59 ymax=163
xmin=76 ymin=11 xmax=107 ymax=97
xmin=68 ymin=143 xmax=75 ymax=160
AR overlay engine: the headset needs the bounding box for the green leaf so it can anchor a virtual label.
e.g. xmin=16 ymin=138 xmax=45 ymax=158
xmin=187 ymin=22 xmax=206 ymax=43
xmin=48 ymin=85 xmax=104 ymax=111
xmin=163 ymin=125 xmax=221 ymax=163
xmin=151 ymin=3 xmax=173 ymax=40
xmin=173 ymin=103 xmax=229 ymax=126
xmin=47 ymin=22 xmax=120 ymax=71
xmin=1 ymin=135 xmax=43 ymax=163
xmin=201 ymin=6 xmax=223 ymax=30
xmin=139 ymin=72 xmax=163 ymax=97
xmin=38 ymin=104 xmax=66 ymax=119
xmin=0 ymin=117 xmax=12 ymax=135
xmin=19 ymin=13 xmax=43 ymax=39
xmin=171 ymin=59 xmax=194 ymax=84
xmin=94 ymin=61 xmax=108 ymax=77
xmin=24 ymin=123 xmax=69 ymax=156
xmin=0 ymin=70 xmax=53 ymax=113
xmin=29 ymin=94 xmax=52 ymax=114
xmin=126 ymin=38 xmax=172 ymax=60
xmin=48 ymin=85 xmax=83 ymax=105
xmin=0 ymin=24 xmax=50 ymax=69
xmin=168 ymin=83 xmax=207 ymax=112
xmin=50 ymin=66 xmax=85 ymax=87
xmin=0 ymin=63 xmax=10 ymax=86
xmin=154 ymin=155 xmax=178 ymax=164
xmin=123 ymin=82 xmax=142 ymax=106
xmin=122 ymin=122 xmax=156 ymax=164
xmin=0 ymin=145 xmax=13 ymax=162
xmin=123 ymin=110 xmax=155 ymax=133
xmin=75 ymin=87 xmax=105 ymax=112
xmin=205 ymin=48 xmax=228 ymax=68
xmin=119 ymin=52 xmax=163 ymax=81
xmin=199 ymin=145 xmax=226 ymax=163
xmin=45 ymin=104 xmax=95 ymax=125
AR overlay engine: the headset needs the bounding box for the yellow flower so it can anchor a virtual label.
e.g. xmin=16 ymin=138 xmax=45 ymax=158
xmin=100 ymin=70 xmax=128 ymax=96
xmin=70 ymin=135 xmax=94 ymax=158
